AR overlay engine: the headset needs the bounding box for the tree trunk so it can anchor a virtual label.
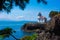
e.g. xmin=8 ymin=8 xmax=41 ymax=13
xmin=10 ymin=34 xmax=20 ymax=40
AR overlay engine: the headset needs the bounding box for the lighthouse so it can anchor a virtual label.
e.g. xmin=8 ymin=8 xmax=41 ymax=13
xmin=38 ymin=12 xmax=42 ymax=22
xmin=38 ymin=12 xmax=47 ymax=23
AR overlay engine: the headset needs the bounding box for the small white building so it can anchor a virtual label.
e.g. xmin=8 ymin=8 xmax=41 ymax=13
xmin=38 ymin=13 xmax=47 ymax=23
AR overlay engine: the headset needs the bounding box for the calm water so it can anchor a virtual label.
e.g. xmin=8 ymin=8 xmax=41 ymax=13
xmin=0 ymin=21 xmax=34 ymax=40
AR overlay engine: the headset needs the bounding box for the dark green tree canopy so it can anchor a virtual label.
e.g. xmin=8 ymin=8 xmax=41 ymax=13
xmin=0 ymin=0 xmax=47 ymax=13
xmin=0 ymin=0 xmax=29 ymax=13
xmin=49 ymin=11 xmax=60 ymax=18
xmin=37 ymin=0 xmax=47 ymax=4
xmin=0 ymin=28 xmax=13 ymax=37
xmin=0 ymin=27 xmax=17 ymax=40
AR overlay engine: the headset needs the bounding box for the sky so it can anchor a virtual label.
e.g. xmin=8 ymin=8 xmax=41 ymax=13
xmin=0 ymin=0 xmax=60 ymax=21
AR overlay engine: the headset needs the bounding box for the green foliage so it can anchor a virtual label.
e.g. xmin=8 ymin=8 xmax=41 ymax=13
xmin=21 ymin=33 xmax=38 ymax=40
xmin=21 ymin=36 xmax=31 ymax=40
xmin=0 ymin=0 xmax=47 ymax=13
xmin=0 ymin=0 xmax=13 ymax=13
xmin=31 ymin=33 xmax=38 ymax=40
xmin=0 ymin=35 xmax=4 ymax=40
xmin=0 ymin=0 xmax=29 ymax=13
xmin=0 ymin=27 xmax=19 ymax=40
xmin=0 ymin=27 xmax=14 ymax=38
xmin=49 ymin=11 xmax=59 ymax=18
xmin=37 ymin=0 xmax=47 ymax=4
xmin=14 ymin=0 xmax=29 ymax=10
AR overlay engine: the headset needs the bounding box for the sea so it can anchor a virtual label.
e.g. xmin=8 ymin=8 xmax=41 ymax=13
xmin=0 ymin=21 xmax=34 ymax=40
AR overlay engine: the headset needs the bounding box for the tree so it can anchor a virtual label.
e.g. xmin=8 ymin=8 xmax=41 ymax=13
xmin=0 ymin=0 xmax=29 ymax=13
xmin=21 ymin=36 xmax=31 ymax=40
xmin=0 ymin=27 xmax=19 ymax=40
xmin=37 ymin=0 xmax=47 ymax=4
xmin=0 ymin=0 xmax=47 ymax=13
xmin=49 ymin=11 xmax=60 ymax=18
xmin=20 ymin=33 xmax=37 ymax=40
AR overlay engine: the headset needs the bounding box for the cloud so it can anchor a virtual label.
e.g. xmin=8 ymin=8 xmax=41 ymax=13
xmin=0 ymin=13 xmax=24 ymax=21
xmin=0 ymin=14 xmax=9 ymax=19
xmin=16 ymin=16 xmax=24 ymax=19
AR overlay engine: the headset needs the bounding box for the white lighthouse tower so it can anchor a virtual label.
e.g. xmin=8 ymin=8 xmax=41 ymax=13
xmin=38 ymin=12 xmax=47 ymax=23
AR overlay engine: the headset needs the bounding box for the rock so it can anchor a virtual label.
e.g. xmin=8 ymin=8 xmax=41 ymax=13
xmin=47 ymin=14 xmax=60 ymax=36
xmin=22 ymin=22 xmax=46 ymax=32
xmin=52 ymin=14 xmax=60 ymax=36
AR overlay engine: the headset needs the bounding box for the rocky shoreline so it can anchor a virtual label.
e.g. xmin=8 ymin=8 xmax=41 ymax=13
xmin=22 ymin=22 xmax=47 ymax=32
xmin=21 ymin=14 xmax=60 ymax=40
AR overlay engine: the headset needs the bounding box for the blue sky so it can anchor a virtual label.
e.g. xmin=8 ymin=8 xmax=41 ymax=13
xmin=0 ymin=0 xmax=60 ymax=21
